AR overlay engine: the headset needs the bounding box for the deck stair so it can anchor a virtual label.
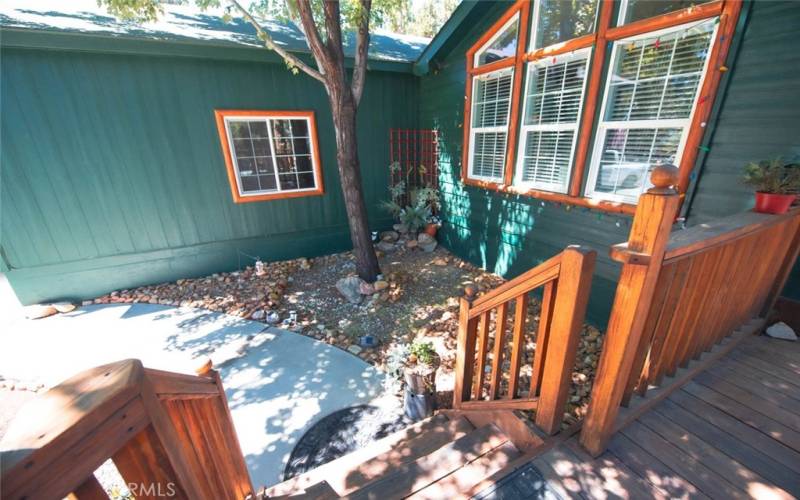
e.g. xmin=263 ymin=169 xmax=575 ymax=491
xmin=262 ymin=410 xmax=544 ymax=499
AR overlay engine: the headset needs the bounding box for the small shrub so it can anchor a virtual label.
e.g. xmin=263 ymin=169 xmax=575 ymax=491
xmin=742 ymin=157 xmax=800 ymax=194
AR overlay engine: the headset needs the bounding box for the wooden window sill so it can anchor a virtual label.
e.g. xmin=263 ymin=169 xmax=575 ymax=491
xmin=462 ymin=177 xmax=637 ymax=215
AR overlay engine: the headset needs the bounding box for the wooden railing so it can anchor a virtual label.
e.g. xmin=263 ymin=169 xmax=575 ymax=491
xmin=580 ymin=165 xmax=800 ymax=456
xmin=0 ymin=359 xmax=253 ymax=500
xmin=453 ymin=245 xmax=596 ymax=434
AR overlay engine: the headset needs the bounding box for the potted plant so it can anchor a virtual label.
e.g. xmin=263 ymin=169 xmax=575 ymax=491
xmin=403 ymin=340 xmax=440 ymax=420
xmin=424 ymin=214 xmax=441 ymax=237
xmin=743 ymin=158 xmax=800 ymax=214
xmin=399 ymin=204 xmax=431 ymax=234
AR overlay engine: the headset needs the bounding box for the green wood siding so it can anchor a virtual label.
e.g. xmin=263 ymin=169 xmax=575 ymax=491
xmin=685 ymin=0 xmax=800 ymax=299
xmin=1 ymin=47 xmax=418 ymax=303
xmin=418 ymin=2 xmax=630 ymax=327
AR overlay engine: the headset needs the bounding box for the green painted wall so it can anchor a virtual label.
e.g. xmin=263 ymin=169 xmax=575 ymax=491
xmin=1 ymin=46 xmax=419 ymax=304
xmin=419 ymin=2 xmax=630 ymax=326
xmin=684 ymin=0 xmax=800 ymax=300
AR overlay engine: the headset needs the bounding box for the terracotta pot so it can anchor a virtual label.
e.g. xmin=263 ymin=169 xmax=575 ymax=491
xmin=754 ymin=192 xmax=796 ymax=214
xmin=424 ymin=223 xmax=438 ymax=237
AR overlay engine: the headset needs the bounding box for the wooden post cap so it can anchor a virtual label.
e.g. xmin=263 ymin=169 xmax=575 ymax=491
xmin=195 ymin=357 xmax=213 ymax=376
xmin=464 ymin=284 xmax=478 ymax=300
xmin=648 ymin=164 xmax=679 ymax=193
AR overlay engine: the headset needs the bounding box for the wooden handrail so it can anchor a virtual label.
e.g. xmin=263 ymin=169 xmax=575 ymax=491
xmin=580 ymin=164 xmax=800 ymax=457
xmin=0 ymin=359 xmax=253 ymax=500
xmin=469 ymin=253 xmax=561 ymax=317
xmin=453 ymin=245 xmax=596 ymax=435
xmin=663 ymin=207 xmax=800 ymax=263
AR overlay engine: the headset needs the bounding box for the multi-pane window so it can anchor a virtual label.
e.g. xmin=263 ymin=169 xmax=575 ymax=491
xmin=586 ymin=20 xmax=716 ymax=203
xmin=515 ymin=49 xmax=590 ymax=193
xmin=217 ymin=111 xmax=322 ymax=202
xmin=462 ymin=0 xmax=737 ymax=207
xmin=530 ymin=0 xmax=599 ymax=49
xmin=468 ymin=68 xmax=514 ymax=182
xmin=475 ymin=15 xmax=519 ymax=67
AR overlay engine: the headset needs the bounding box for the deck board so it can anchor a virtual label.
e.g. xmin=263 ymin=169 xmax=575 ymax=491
xmin=533 ymin=335 xmax=800 ymax=499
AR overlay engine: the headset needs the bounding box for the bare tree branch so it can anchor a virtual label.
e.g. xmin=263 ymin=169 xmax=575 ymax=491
xmin=295 ymin=0 xmax=333 ymax=79
xmin=351 ymin=0 xmax=372 ymax=106
xmin=229 ymin=0 xmax=325 ymax=83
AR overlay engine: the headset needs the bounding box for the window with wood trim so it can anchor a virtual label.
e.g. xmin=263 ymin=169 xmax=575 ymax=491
xmin=586 ymin=19 xmax=717 ymax=203
xmin=461 ymin=0 xmax=741 ymax=212
xmin=214 ymin=110 xmax=324 ymax=203
xmin=469 ymin=68 xmax=514 ymax=182
xmin=515 ymin=49 xmax=591 ymax=193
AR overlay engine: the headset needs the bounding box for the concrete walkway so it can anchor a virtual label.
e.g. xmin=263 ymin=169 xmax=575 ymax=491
xmin=0 ymin=304 xmax=387 ymax=488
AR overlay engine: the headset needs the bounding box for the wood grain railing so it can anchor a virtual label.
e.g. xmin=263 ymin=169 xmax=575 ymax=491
xmin=0 ymin=359 xmax=253 ymax=500
xmin=580 ymin=165 xmax=800 ymax=456
xmin=453 ymin=245 xmax=596 ymax=434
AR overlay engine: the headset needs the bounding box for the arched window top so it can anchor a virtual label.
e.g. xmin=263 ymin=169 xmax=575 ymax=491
xmin=474 ymin=13 xmax=520 ymax=67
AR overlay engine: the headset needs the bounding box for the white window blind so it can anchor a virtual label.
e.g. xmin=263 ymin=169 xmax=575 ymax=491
xmin=515 ymin=50 xmax=590 ymax=193
xmin=468 ymin=68 xmax=514 ymax=182
xmin=586 ymin=19 xmax=716 ymax=203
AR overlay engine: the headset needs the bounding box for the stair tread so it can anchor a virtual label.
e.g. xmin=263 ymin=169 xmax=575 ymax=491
xmin=346 ymin=424 xmax=513 ymax=499
xmin=265 ymin=414 xmax=472 ymax=497
xmin=408 ymin=441 xmax=522 ymax=499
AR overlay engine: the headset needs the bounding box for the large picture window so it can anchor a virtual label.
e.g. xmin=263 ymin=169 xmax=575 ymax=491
xmin=586 ymin=20 xmax=716 ymax=203
xmin=460 ymin=0 xmax=740 ymax=212
xmin=215 ymin=110 xmax=324 ymax=203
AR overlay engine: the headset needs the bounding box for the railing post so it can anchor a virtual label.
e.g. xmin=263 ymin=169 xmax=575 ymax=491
xmin=453 ymin=285 xmax=479 ymax=409
xmin=580 ymin=165 xmax=681 ymax=456
xmin=535 ymin=246 xmax=596 ymax=434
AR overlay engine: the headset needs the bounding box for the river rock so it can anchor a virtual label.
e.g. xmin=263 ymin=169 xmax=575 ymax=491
xmin=52 ymin=302 xmax=77 ymax=313
xmin=418 ymin=233 xmax=437 ymax=252
xmin=24 ymin=304 xmax=58 ymax=320
xmin=380 ymin=231 xmax=400 ymax=242
xmin=373 ymin=280 xmax=389 ymax=291
xmin=766 ymin=321 xmax=798 ymax=341
xmin=336 ymin=276 xmax=364 ymax=304
xmin=377 ymin=241 xmax=396 ymax=253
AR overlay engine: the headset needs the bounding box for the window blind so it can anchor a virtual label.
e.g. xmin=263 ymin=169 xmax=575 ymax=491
xmin=587 ymin=19 xmax=716 ymax=203
xmin=515 ymin=50 xmax=590 ymax=193
xmin=469 ymin=68 xmax=514 ymax=182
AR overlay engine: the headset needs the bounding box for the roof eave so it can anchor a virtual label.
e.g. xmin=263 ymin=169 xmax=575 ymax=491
xmin=412 ymin=0 xmax=483 ymax=76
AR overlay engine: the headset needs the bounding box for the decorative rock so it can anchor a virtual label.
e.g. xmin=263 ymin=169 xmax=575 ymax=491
xmin=298 ymin=257 xmax=311 ymax=270
xmin=393 ymin=223 xmax=409 ymax=234
xmin=24 ymin=304 xmax=58 ymax=320
xmin=380 ymin=231 xmax=400 ymax=242
xmin=376 ymin=241 xmax=397 ymax=253
xmin=406 ymin=239 xmax=419 ymax=249
xmin=336 ymin=276 xmax=364 ymax=304
xmin=250 ymin=309 xmax=265 ymax=321
xmin=359 ymin=281 xmax=376 ymax=295
xmin=266 ymin=311 xmax=281 ymax=324
xmin=766 ymin=321 xmax=798 ymax=341
xmin=432 ymin=258 xmax=448 ymax=266
xmin=373 ymin=280 xmax=389 ymax=291
xmin=347 ymin=345 xmax=363 ymax=356
xmin=418 ymin=233 xmax=437 ymax=252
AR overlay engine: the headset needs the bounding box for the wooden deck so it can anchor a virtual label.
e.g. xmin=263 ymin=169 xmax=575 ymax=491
xmin=531 ymin=334 xmax=800 ymax=499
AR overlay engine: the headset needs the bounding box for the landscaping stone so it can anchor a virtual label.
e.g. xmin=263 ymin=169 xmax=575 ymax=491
xmin=406 ymin=240 xmax=418 ymax=249
xmin=52 ymin=302 xmax=77 ymax=313
xmin=336 ymin=276 xmax=364 ymax=304
xmin=393 ymin=223 xmax=409 ymax=234
xmin=359 ymin=281 xmax=376 ymax=295
xmin=418 ymin=233 xmax=437 ymax=253
xmin=24 ymin=304 xmax=58 ymax=320
xmin=373 ymin=280 xmax=389 ymax=292
xmin=250 ymin=309 xmax=266 ymax=321
xmin=766 ymin=321 xmax=797 ymax=341
xmin=376 ymin=241 xmax=397 ymax=253
xmin=380 ymin=231 xmax=399 ymax=242
xmin=347 ymin=345 xmax=363 ymax=356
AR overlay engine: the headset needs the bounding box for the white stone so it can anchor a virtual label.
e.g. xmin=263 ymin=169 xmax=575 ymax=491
xmin=24 ymin=304 xmax=58 ymax=320
xmin=52 ymin=302 xmax=76 ymax=313
xmin=347 ymin=345 xmax=363 ymax=355
xmin=766 ymin=322 xmax=798 ymax=341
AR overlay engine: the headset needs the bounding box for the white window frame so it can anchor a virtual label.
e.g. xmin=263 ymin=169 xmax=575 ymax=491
xmin=223 ymin=114 xmax=320 ymax=198
xmin=474 ymin=13 xmax=520 ymax=67
xmin=467 ymin=67 xmax=515 ymax=183
xmin=514 ymin=48 xmax=592 ymax=193
xmin=585 ymin=19 xmax=719 ymax=204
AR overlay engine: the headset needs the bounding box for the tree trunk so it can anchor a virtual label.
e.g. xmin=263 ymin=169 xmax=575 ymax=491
xmin=327 ymin=86 xmax=381 ymax=282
